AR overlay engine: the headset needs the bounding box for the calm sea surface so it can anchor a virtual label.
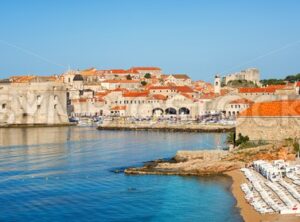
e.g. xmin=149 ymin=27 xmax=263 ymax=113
xmin=0 ymin=127 xmax=243 ymax=222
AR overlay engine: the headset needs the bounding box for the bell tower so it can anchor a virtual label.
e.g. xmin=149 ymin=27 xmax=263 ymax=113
xmin=214 ymin=75 xmax=221 ymax=94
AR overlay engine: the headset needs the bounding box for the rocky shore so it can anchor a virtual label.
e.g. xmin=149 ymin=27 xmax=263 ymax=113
xmin=98 ymin=123 xmax=235 ymax=133
xmin=125 ymin=143 xmax=296 ymax=176
xmin=125 ymin=150 xmax=245 ymax=175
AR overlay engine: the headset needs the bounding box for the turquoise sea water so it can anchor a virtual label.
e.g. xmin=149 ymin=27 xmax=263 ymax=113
xmin=0 ymin=127 xmax=243 ymax=222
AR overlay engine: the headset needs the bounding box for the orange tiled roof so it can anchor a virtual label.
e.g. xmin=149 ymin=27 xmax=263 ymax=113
xmin=151 ymin=78 xmax=159 ymax=84
xmin=175 ymin=86 xmax=194 ymax=93
xmin=123 ymin=91 xmax=149 ymax=97
xmin=11 ymin=76 xmax=36 ymax=83
xmin=95 ymin=92 xmax=109 ymax=97
xmin=229 ymin=98 xmax=254 ymax=104
xmin=95 ymin=97 xmax=105 ymax=102
xmin=152 ymin=94 xmax=167 ymax=100
xmin=239 ymin=100 xmax=300 ymax=117
xmin=111 ymin=105 xmax=127 ymax=111
xmin=220 ymin=89 xmax=230 ymax=96
xmin=194 ymin=86 xmax=204 ymax=92
xmin=80 ymin=68 xmax=97 ymax=76
xmin=110 ymin=88 xmax=128 ymax=92
xmin=130 ymin=67 xmax=161 ymax=71
xmin=265 ymin=84 xmax=288 ymax=89
xmin=126 ymin=69 xmax=140 ymax=74
xmin=200 ymin=92 xmax=216 ymax=100
xmin=148 ymin=86 xmax=173 ymax=90
xmin=95 ymin=70 xmax=106 ymax=75
xmin=238 ymin=87 xmax=276 ymax=93
xmin=102 ymin=79 xmax=139 ymax=83
xmin=109 ymin=69 xmax=128 ymax=74
xmin=72 ymin=98 xmax=88 ymax=103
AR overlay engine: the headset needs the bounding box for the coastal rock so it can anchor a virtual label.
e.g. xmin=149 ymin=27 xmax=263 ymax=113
xmin=125 ymin=150 xmax=244 ymax=176
xmin=125 ymin=142 xmax=297 ymax=176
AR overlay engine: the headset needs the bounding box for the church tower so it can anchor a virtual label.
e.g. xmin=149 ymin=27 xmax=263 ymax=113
xmin=214 ymin=75 xmax=221 ymax=94
xmin=73 ymin=70 xmax=84 ymax=90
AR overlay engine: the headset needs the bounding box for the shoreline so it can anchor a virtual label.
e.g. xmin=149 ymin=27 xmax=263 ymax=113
xmin=0 ymin=123 xmax=76 ymax=128
xmin=225 ymin=170 xmax=299 ymax=222
xmin=98 ymin=123 xmax=235 ymax=133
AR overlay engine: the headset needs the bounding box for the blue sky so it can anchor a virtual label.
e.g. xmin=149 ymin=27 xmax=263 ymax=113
xmin=0 ymin=0 xmax=300 ymax=82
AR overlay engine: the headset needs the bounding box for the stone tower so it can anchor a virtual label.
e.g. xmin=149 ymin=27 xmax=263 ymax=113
xmin=214 ymin=75 xmax=221 ymax=94
xmin=73 ymin=70 xmax=84 ymax=90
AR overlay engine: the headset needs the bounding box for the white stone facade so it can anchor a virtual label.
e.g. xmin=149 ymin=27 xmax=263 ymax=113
xmin=0 ymin=82 xmax=69 ymax=125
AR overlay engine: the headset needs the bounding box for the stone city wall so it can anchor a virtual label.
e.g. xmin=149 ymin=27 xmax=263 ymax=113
xmin=0 ymin=82 xmax=69 ymax=125
xmin=236 ymin=116 xmax=300 ymax=141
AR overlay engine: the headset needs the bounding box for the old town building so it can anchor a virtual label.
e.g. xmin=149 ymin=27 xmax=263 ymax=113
xmin=236 ymin=100 xmax=300 ymax=141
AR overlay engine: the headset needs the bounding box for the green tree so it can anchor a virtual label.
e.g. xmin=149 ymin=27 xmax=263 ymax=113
xmin=144 ymin=73 xmax=151 ymax=79
xmin=236 ymin=133 xmax=249 ymax=146
xmin=126 ymin=75 xmax=132 ymax=80
xmin=260 ymin=79 xmax=286 ymax=86
xmin=285 ymin=75 xmax=298 ymax=83
xmin=226 ymin=80 xmax=256 ymax=88
xmin=226 ymin=132 xmax=235 ymax=145
xmin=141 ymin=81 xmax=147 ymax=86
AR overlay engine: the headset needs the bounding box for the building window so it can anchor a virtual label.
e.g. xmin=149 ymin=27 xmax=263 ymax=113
xmin=54 ymin=95 xmax=58 ymax=100
xmin=2 ymin=103 xmax=6 ymax=109
xmin=54 ymin=104 xmax=57 ymax=109
xmin=37 ymin=105 xmax=41 ymax=110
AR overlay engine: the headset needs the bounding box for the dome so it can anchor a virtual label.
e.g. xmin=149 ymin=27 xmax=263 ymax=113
xmin=73 ymin=74 xmax=84 ymax=81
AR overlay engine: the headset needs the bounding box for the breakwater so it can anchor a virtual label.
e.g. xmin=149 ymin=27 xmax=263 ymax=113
xmin=98 ymin=123 xmax=235 ymax=133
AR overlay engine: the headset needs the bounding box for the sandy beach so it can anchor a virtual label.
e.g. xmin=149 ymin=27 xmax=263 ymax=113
xmin=225 ymin=170 xmax=300 ymax=222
